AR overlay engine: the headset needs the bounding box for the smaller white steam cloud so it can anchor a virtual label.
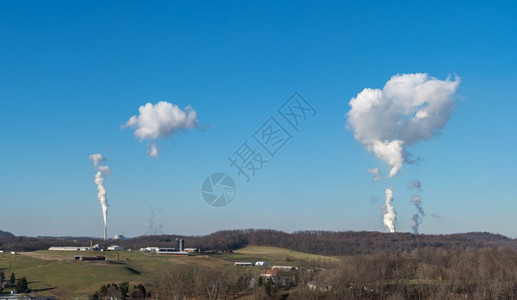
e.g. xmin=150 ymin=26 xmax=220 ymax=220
xmin=124 ymin=101 xmax=199 ymax=157
xmin=383 ymin=188 xmax=396 ymax=233
xmin=89 ymin=154 xmax=110 ymax=232
xmin=367 ymin=167 xmax=381 ymax=182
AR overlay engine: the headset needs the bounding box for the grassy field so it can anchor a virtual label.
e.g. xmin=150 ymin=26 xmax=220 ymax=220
xmin=0 ymin=246 xmax=337 ymax=298
xmin=0 ymin=250 xmax=227 ymax=298
xmin=214 ymin=245 xmax=340 ymax=266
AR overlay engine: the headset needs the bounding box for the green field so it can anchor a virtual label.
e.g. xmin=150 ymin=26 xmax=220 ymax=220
xmin=0 ymin=246 xmax=337 ymax=298
xmin=216 ymin=246 xmax=339 ymax=266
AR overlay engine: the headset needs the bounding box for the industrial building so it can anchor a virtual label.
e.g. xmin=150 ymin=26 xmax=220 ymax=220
xmin=48 ymin=246 xmax=91 ymax=251
xmin=113 ymin=234 xmax=126 ymax=240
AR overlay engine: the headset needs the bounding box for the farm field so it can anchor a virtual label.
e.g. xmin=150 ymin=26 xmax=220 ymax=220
xmin=0 ymin=246 xmax=330 ymax=298
xmin=214 ymin=245 xmax=340 ymax=266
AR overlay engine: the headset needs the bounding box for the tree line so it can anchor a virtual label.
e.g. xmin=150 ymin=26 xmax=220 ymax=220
xmin=0 ymin=229 xmax=514 ymax=255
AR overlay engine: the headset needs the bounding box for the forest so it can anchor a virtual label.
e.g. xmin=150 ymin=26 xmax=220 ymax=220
xmin=0 ymin=229 xmax=513 ymax=254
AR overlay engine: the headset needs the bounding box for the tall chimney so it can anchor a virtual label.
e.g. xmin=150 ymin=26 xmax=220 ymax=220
xmin=104 ymin=225 xmax=107 ymax=241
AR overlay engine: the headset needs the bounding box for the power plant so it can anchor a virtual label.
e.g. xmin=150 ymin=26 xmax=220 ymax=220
xmin=89 ymin=153 xmax=111 ymax=241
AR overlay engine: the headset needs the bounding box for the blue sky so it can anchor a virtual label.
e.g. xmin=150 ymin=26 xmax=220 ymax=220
xmin=1 ymin=1 xmax=516 ymax=238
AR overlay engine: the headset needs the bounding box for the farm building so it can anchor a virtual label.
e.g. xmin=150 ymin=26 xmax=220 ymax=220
xmin=184 ymin=247 xmax=200 ymax=253
xmin=156 ymin=248 xmax=189 ymax=256
xmin=49 ymin=246 xmax=91 ymax=251
xmin=140 ymin=247 xmax=159 ymax=252
xmin=261 ymin=269 xmax=279 ymax=278
xmin=107 ymin=245 xmax=124 ymax=251
xmin=234 ymin=262 xmax=254 ymax=267
xmin=255 ymin=261 xmax=268 ymax=266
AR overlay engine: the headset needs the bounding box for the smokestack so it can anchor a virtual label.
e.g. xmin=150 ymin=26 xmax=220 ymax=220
xmin=89 ymin=154 xmax=110 ymax=241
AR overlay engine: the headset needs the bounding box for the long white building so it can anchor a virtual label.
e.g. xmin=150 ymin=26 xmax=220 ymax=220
xmin=48 ymin=246 xmax=91 ymax=251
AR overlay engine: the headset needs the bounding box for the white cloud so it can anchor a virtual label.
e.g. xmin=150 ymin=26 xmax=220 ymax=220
xmin=347 ymin=73 xmax=460 ymax=177
xmin=125 ymin=101 xmax=199 ymax=157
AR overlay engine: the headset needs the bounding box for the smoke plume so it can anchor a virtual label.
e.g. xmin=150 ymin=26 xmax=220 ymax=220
xmin=89 ymin=153 xmax=110 ymax=239
xmin=147 ymin=206 xmax=164 ymax=235
xmin=410 ymin=194 xmax=425 ymax=217
xmin=383 ymin=188 xmax=396 ymax=233
xmin=408 ymin=180 xmax=425 ymax=234
xmin=124 ymin=101 xmax=199 ymax=157
xmin=347 ymin=73 xmax=460 ymax=177
xmin=367 ymin=167 xmax=381 ymax=182
xmin=408 ymin=180 xmax=422 ymax=191
xmin=411 ymin=214 xmax=422 ymax=234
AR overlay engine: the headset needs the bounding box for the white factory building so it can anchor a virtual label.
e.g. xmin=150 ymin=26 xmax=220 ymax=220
xmin=48 ymin=246 xmax=91 ymax=251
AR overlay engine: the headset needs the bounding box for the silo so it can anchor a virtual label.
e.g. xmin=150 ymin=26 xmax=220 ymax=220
xmin=179 ymin=239 xmax=184 ymax=251
xmin=175 ymin=238 xmax=179 ymax=251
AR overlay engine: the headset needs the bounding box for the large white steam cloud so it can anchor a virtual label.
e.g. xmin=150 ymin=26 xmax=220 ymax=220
xmin=89 ymin=154 xmax=110 ymax=238
xmin=347 ymin=73 xmax=460 ymax=234
xmin=347 ymin=73 xmax=460 ymax=177
xmin=124 ymin=101 xmax=199 ymax=157
xmin=383 ymin=188 xmax=396 ymax=233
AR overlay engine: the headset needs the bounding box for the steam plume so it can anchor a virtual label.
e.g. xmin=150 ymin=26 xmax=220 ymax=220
xmin=89 ymin=153 xmax=110 ymax=240
xmin=367 ymin=167 xmax=381 ymax=182
xmin=347 ymin=73 xmax=460 ymax=233
xmin=347 ymin=73 xmax=460 ymax=177
xmin=383 ymin=188 xmax=396 ymax=233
